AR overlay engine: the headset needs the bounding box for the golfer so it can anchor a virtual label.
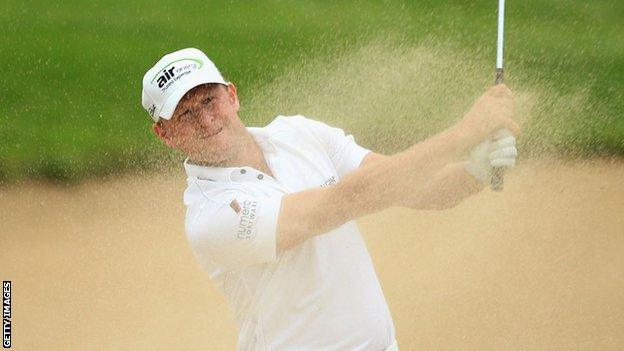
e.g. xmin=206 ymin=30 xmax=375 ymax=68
xmin=141 ymin=48 xmax=519 ymax=350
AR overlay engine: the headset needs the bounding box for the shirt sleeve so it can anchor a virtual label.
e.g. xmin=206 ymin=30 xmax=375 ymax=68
xmin=185 ymin=189 xmax=282 ymax=272
xmin=292 ymin=116 xmax=371 ymax=177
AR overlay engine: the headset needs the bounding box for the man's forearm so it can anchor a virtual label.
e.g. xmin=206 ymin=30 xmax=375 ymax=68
xmin=409 ymin=162 xmax=485 ymax=210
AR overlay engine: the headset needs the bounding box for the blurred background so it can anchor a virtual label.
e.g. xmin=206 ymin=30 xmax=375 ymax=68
xmin=1 ymin=0 xmax=622 ymax=183
xmin=1 ymin=1 xmax=623 ymax=350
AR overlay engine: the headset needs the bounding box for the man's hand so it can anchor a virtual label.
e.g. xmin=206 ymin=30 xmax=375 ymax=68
xmin=454 ymin=84 xmax=520 ymax=147
xmin=465 ymin=129 xmax=517 ymax=182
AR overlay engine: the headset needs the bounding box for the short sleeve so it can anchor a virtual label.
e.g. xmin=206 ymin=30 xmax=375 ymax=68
xmin=185 ymin=190 xmax=282 ymax=272
xmin=293 ymin=116 xmax=370 ymax=177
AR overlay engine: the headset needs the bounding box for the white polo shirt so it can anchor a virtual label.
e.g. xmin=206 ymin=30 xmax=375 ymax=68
xmin=183 ymin=115 xmax=396 ymax=350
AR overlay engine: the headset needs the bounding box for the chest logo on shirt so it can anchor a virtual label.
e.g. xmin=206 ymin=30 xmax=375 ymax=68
xmin=229 ymin=199 xmax=242 ymax=214
xmin=233 ymin=199 xmax=259 ymax=240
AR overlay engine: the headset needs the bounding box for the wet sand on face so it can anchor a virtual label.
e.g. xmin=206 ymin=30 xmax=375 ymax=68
xmin=1 ymin=159 xmax=623 ymax=350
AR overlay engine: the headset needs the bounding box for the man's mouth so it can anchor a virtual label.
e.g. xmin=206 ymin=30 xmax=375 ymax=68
xmin=200 ymin=127 xmax=224 ymax=139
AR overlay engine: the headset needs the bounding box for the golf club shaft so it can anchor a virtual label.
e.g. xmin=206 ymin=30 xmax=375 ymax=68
xmin=491 ymin=0 xmax=506 ymax=191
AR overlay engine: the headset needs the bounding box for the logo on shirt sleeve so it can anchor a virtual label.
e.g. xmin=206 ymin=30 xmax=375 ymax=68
xmin=232 ymin=199 xmax=259 ymax=240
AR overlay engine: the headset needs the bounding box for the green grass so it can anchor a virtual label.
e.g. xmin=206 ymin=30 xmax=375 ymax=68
xmin=1 ymin=0 xmax=622 ymax=183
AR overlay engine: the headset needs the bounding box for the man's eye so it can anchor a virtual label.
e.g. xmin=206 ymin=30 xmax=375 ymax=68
xmin=179 ymin=110 xmax=191 ymax=120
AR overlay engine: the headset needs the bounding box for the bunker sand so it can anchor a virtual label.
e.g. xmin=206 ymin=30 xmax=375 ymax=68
xmin=1 ymin=159 xmax=623 ymax=350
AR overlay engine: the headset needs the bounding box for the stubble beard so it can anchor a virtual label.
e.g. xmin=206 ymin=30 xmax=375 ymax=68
xmin=190 ymin=122 xmax=247 ymax=167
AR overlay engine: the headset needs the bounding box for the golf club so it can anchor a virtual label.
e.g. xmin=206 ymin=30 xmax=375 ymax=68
xmin=491 ymin=0 xmax=506 ymax=191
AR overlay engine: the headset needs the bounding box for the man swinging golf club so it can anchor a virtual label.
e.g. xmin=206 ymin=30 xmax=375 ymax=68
xmin=141 ymin=47 xmax=519 ymax=350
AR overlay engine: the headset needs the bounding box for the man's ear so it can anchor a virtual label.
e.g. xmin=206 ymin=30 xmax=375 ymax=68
xmin=227 ymin=82 xmax=240 ymax=111
xmin=152 ymin=122 xmax=176 ymax=148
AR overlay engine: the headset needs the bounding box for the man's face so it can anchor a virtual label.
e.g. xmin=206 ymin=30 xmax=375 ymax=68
xmin=153 ymin=83 xmax=245 ymax=164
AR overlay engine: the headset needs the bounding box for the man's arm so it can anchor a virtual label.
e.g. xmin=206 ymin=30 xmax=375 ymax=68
xmin=276 ymin=84 xmax=519 ymax=252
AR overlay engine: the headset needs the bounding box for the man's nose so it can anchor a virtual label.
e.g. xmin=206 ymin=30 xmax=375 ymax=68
xmin=196 ymin=107 xmax=214 ymax=127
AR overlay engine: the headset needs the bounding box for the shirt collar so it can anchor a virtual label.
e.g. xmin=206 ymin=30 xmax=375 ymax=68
xmin=183 ymin=159 xmax=236 ymax=181
xmin=183 ymin=126 xmax=276 ymax=182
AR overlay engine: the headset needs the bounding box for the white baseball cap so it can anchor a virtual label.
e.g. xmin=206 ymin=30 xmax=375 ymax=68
xmin=141 ymin=48 xmax=227 ymax=122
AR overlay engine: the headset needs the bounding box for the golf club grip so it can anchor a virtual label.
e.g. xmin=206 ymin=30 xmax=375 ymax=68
xmin=491 ymin=166 xmax=505 ymax=191
xmin=491 ymin=68 xmax=505 ymax=191
xmin=495 ymin=68 xmax=504 ymax=85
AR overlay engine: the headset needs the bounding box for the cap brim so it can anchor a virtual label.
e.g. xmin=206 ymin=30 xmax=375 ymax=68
xmin=159 ymin=76 xmax=227 ymax=120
